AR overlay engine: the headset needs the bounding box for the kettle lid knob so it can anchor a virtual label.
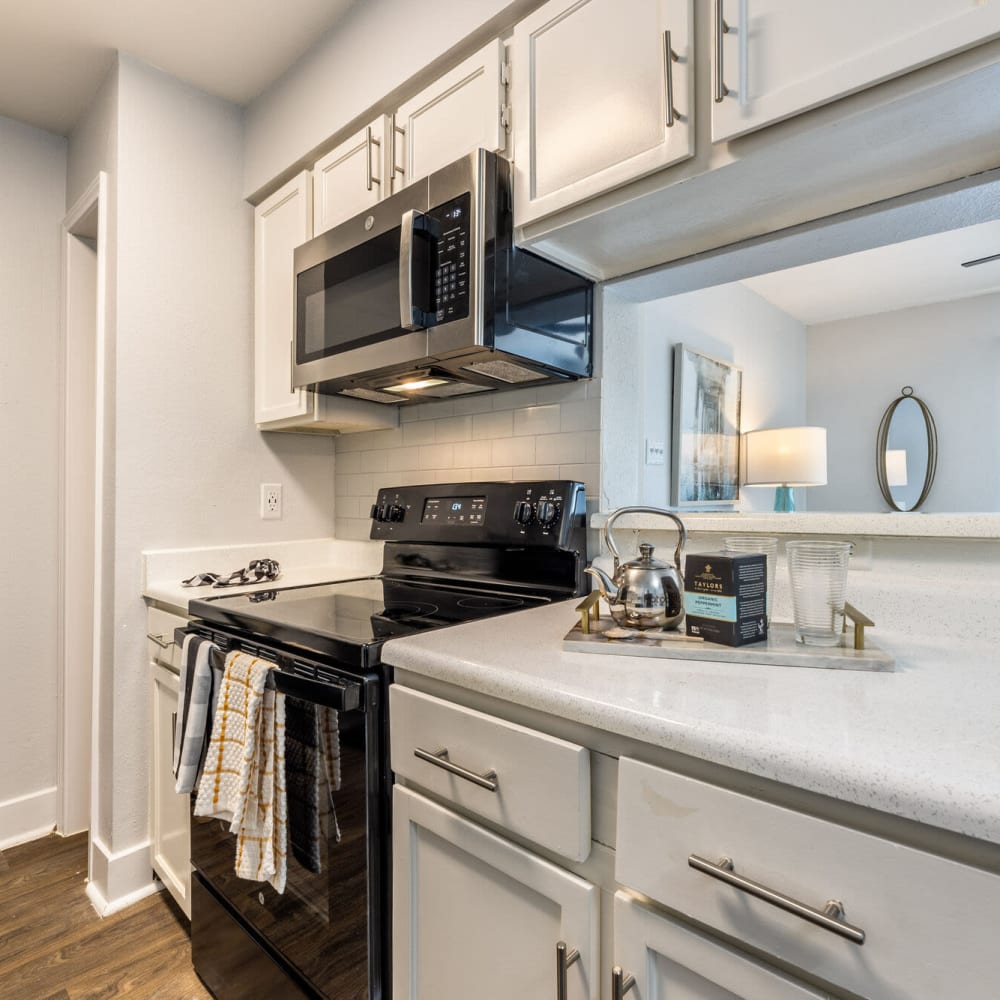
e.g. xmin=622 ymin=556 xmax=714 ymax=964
xmin=638 ymin=542 xmax=655 ymax=562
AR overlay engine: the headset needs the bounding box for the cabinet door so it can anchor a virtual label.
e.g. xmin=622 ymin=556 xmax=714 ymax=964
xmin=392 ymin=786 xmax=599 ymax=1000
xmin=254 ymin=171 xmax=313 ymax=426
xmin=512 ymin=0 xmax=693 ymax=227
xmin=711 ymin=0 xmax=1000 ymax=142
xmin=613 ymin=893 xmax=826 ymax=999
xmin=392 ymin=40 xmax=506 ymax=194
xmin=150 ymin=662 xmax=192 ymax=918
xmin=313 ymin=117 xmax=390 ymax=235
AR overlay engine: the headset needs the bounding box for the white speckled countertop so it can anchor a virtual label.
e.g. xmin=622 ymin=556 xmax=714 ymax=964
xmin=383 ymin=600 xmax=1000 ymax=846
xmin=142 ymin=537 xmax=383 ymax=613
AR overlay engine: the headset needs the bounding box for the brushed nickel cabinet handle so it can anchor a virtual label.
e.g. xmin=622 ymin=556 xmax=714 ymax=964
xmin=413 ymin=746 xmax=498 ymax=792
xmin=365 ymin=125 xmax=381 ymax=192
xmin=146 ymin=632 xmax=174 ymax=650
xmin=688 ymin=855 xmax=866 ymax=944
xmin=612 ymin=966 xmax=636 ymax=1000
xmin=714 ymin=0 xmax=730 ymax=103
xmin=664 ymin=30 xmax=680 ymax=127
xmin=390 ymin=113 xmax=406 ymax=186
xmin=555 ymin=941 xmax=580 ymax=1000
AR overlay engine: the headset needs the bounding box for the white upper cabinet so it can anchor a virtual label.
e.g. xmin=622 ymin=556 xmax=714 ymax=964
xmin=254 ymin=171 xmax=397 ymax=434
xmin=512 ymin=0 xmax=694 ymax=227
xmin=254 ymin=171 xmax=313 ymax=426
xmin=313 ymin=116 xmax=391 ymax=235
xmin=392 ymin=40 xmax=507 ymax=193
xmin=711 ymin=0 xmax=1000 ymax=142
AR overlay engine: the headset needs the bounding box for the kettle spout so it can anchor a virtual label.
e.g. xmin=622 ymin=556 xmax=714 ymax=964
xmin=584 ymin=565 xmax=616 ymax=599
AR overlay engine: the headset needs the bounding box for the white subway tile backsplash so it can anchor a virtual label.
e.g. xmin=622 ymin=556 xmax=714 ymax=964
xmin=335 ymin=518 xmax=371 ymax=541
xmin=536 ymin=432 xmax=588 ymax=465
xmin=336 ymin=430 xmax=375 ymax=452
xmin=369 ymin=427 xmax=404 ymax=450
xmin=453 ymin=440 xmax=492 ymax=467
xmin=453 ymin=394 xmax=496 ymax=415
xmin=513 ymin=404 xmax=561 ymax=437
xmin=536 ymin=381 xmax=589 ymax=405
xmin=344 ymin=474 xmax=373 ymax=496
xmin=433 ymin=415 xmax=473 ymax=442
xmin=560 ymin=398 xmax=601 ymax=432
xmin=559 ymin=463 xmax=599 ymax=496
xmin=336 ymin=495 xmax=361 ymax=519
xmin=336 ymin=451 xmax=363 ymax=475
xmin=472 ymin=410 xmax=514 ymax=440
xmin=402 ymin=420 xmax=437 ymax=446
xmin=470 ymin=466 xmax=512 ymax=480
xmin=513 ymin=465 xmax=560 ymax=480
xmin=492 ymin=436 xmax=536 ymax=466
xmin=418 ymin=443 xmax=455 ymax=468
xmin=385 ymin=447 xmax=422 ymax=471
xmin=584 ymin=430 xmax=601 ymax=464
xmin=362 ymin=450 xmax=388 ymax=473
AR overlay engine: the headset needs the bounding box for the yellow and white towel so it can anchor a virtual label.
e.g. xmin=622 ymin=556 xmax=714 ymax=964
xmin=194 ymin=650 xmax=287 ymax=894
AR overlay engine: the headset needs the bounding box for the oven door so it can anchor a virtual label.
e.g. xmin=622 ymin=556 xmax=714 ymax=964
xmin=190 ymin=657 xmax=386 ymax=1000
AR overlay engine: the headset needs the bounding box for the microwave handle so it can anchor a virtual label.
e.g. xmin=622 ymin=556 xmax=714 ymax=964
xmin=399 ymin=209 xmax=437 ymax=331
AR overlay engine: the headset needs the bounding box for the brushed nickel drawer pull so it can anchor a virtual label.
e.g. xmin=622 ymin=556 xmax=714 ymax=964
xmin=612 ymin=966 xmax=636 ymax=1000
xmin=413 ymin=747 xmax=498 ymax=792
xmin=663 ymin=30 xmax=681 ymax=127
xmin=556 ymin=941 xmax=580 ymax=1000
xmin=688 ymin=855 xmax=866 ymax=944
xmin=146 ymin=632 xmax=175 ymax=650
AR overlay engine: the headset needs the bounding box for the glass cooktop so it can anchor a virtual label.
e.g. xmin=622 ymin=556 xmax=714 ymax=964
xmin=189 ymin=575 xmax=549 ymax=665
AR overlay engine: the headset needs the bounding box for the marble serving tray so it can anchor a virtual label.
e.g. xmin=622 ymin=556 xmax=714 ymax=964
xmin=563 ymin=620 xmax=895 ymax=671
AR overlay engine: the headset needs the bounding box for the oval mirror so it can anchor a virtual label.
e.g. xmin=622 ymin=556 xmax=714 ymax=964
xmin=876 ymin=386 xmax=938 ymax=512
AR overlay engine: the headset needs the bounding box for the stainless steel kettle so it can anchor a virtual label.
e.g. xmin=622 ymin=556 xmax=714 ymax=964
xmin=585 ymin=506 xmax=687 ymax=630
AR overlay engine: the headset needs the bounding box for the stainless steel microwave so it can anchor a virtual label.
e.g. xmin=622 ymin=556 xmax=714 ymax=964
xmin=292 ymin=150 xmax=593 ymax=404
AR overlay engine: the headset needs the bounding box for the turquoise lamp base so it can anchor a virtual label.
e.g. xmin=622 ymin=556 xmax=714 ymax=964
xmin=774 ymin=486 xmax=795 ymax=512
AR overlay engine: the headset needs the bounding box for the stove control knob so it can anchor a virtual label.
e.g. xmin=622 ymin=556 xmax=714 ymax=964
xmin=369 ymin=504 xmax=380 ymax=521
xmin=389 ymin=504 xmax=406 ymax=523
xmin=377 ymin=502 xmax=392 ymax=522
xmin=536 ymin=500 xmax=560 ymax=527
xmin=513 ymin=500 xmax=535 ymax=526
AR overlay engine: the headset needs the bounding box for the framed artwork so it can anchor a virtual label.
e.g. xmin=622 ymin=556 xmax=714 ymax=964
xmin=671 ymin=344 xmax=742 ymax=507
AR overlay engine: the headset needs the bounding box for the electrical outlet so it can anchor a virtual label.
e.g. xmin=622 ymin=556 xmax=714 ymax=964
xmin=260 ymin=483 xmax=282 ymax=520
xmin=645 ymin=439 xmax=666 ymax=465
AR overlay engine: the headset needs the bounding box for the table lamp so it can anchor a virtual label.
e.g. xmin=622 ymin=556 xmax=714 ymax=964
xmin=743 ymin=426 xmax=828 ymax=512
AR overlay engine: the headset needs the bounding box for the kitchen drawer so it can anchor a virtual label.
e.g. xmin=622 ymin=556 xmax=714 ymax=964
xmin=616 ymin=758 xmax=1000 ymax=999
xmin=146 ymin=606 xmax=188 ymax=672
xmin=389 ymin=686 xmax=590 ymax=862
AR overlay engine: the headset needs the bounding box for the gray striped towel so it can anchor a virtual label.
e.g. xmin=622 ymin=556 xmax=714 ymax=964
xmin=174 ymin=634 xmax=219 ymax=794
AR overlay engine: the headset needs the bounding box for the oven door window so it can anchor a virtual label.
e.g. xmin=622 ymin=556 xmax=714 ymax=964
xmin=296 ymin=226 xmax=406 ymax=363
xmin=192 ymin=691 xmax=375 ymax=999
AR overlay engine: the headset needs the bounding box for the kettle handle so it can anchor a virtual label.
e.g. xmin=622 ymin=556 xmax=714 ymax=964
xmin=604 ymin=506 xmax=687 ymax=574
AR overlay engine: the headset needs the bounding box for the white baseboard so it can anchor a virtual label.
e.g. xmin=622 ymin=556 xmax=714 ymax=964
xmin=0 ymin=786 xmax=57 ymax=850
xmin=87 ymin=834 xmax=157 ymax=916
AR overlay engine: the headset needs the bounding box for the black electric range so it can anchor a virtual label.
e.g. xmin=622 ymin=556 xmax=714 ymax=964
xmin=183 ymin=480 xmax=588 ymax=1000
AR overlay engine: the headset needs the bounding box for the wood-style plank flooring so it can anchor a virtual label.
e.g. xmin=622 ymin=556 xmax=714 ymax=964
xmin=0 ymin=833 xmax=211 ymax=999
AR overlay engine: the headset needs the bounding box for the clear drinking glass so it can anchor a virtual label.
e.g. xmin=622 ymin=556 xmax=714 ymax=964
xmin=786 ymin=541 xmax=853 ymax=646
xmin=723 ymin=536 xmax=778 ymax=626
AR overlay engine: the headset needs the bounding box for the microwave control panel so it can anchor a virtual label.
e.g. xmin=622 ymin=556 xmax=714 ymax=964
xmin=430 ymin=193 xmax=471 ymax=325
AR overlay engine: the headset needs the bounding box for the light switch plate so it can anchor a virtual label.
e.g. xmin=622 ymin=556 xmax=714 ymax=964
xmin=645 ymin=440 xmax=666 ymax=465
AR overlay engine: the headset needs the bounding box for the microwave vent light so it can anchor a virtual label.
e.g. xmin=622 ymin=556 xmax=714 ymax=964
xmin=383 ymin=377 xmax=450 ymax=393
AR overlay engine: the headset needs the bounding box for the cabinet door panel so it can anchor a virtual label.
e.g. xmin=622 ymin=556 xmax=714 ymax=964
xmin=712 ymin=0 xmax=1000 ymax=141
xmin=392 ymin=786 xmax=599 ymax=1000
xmin=254 ymin=172 xmax=312 ymax=425
xmin=393 ymin=40 xmax=505 ymax=193
xmin=151 ymin=662 xmax=191 ymax=917
xmin=313 ymin=117 xmax=389 ymax=235
xmin=614 ymin=893 xmax=825 ymax=999
xmin=513 ymin=0 xmax=693 ymax=226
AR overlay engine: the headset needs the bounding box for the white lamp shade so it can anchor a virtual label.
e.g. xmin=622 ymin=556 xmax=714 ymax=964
xmin=744 ymin=426 xmax=828 ymax=486
xmin=885 ymin=449 xmax=908 ymax=487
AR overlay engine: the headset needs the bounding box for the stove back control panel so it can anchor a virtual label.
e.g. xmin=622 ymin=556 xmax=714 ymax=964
xmin=369 ymin=480 xmax=587 ymax=549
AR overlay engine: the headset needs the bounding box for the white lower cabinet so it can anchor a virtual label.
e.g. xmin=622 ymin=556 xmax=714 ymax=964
xmin=148 ymin=608 xmax=192 ymax=918
xmin=612 ymin=892 xmax=826 ymax=1000
xmin=392 ymin=785 xmax=600 ymax=1000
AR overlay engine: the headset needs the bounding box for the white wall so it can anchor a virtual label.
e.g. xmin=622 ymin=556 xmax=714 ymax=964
xmin=243 ymin=0 xmax=536 ymax=197
xmin=334 ymin=381 xmax=601 ymax=540
xmin=0 ymin=116 xmax=67 ymax=847
xmin=808 ymin=292 xmax=1000 ymax=512
xmin=603 ymin=284 xmax=808 ymax=511
xmin=63 ymin=54 xmax=340 ymax=905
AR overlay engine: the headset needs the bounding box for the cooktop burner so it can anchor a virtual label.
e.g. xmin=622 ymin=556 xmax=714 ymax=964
xmin=455 ymin=595 xmax=525 ymax=611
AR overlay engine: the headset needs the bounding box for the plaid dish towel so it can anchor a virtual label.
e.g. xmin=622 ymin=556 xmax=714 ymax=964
xmin=194 ymin=650 xmax=288 ymax=894
xmin=173 ymin=635 xmax=219 ymax=794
